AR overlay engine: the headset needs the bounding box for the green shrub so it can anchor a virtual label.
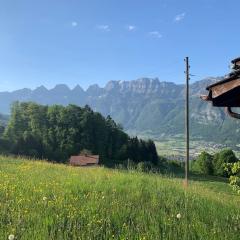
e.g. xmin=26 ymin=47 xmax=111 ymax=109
xmin=165 ymin=160 xmax=184 ymax=174
xmin=224 ymin=161 xmax=240 ymax=194
xmin=137 ymin=161 xmax=153 ymax=172
xmin=213 ymin=149 xmax=238 ymax=177
xmin=192 ymin=151 xmax=213 ymax=175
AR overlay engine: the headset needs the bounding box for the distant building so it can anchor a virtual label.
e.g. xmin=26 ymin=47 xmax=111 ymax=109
xmin=69 ymin=154 xmax=99 ymax=166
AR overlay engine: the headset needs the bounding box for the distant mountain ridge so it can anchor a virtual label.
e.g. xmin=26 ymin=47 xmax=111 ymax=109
xmin=1 ymin=77 xmax=240 ymax=144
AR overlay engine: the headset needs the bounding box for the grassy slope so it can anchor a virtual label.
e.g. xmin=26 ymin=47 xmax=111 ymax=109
xmin=0 ymin=156 xmax=239 ymax=240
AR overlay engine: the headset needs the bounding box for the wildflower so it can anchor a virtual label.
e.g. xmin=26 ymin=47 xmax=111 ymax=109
xmin=8 ymin=234 xmax=15 ymax=240
xmin=176 ymin=213 xmax=181 ymax=219
xmin=43 ymin=196 xmax=47 ymax=201
xmin=102 ymin=196 xmax=105 ymax=199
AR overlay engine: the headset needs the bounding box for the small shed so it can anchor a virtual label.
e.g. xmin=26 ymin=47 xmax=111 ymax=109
xmin=69 ymin=154 xmax=99 ymax=166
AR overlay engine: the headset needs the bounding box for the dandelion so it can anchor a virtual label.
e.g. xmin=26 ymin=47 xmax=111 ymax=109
xmin=43 ymin=196 xmax=47 ymax=201
xmin=176 ymin=213 xmax=181 ymax=219
xmin=8 ymin=234 xmax=15 ymax=240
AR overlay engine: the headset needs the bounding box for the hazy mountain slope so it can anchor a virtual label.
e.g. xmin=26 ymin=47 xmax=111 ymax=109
xmin=0 ymin=114 xmax=9 ymax=127
xmin=1 ymin=77 xmax=240 ymax=144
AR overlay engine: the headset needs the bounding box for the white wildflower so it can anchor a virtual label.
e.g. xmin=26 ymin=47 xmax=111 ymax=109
xmin=8 ymin=234 xmax=15 ymax=240
xmin=43 ymin=196 xmax=47 ymax=201
xmin=176 ymin=213 xmax=181 ymax=219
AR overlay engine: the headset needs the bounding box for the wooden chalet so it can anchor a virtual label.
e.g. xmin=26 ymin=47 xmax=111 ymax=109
xmin=69 ymin=154 xmax=99 ymax=167
xmin=201 ymin=57 xmax=240 ymax=119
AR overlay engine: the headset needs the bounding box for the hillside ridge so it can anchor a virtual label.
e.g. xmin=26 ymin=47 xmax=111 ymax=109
xmin=1 ymin=77 xmax=240 ymax=144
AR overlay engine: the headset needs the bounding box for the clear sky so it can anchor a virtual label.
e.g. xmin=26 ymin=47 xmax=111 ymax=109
xmin=0 ymin=0 xmax=239 ymax=91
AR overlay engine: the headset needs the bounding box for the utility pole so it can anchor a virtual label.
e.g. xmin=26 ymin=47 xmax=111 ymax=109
xmin=184 ymin=57 xmax=190 ymax=187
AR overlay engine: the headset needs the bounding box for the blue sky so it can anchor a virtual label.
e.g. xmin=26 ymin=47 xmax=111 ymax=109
xmin=0 ymin=0 xmax=239 ymax=91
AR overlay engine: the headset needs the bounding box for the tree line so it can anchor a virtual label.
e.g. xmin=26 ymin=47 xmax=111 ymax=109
xmin=191 ymin=149 xmax=240 ymax=195
xmin=191 ymin=149 xmax=239 ymax=177
xmin=0 ymin=102 xmax=159 ymax=166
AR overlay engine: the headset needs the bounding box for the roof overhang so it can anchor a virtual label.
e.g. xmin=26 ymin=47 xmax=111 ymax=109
xmin=201 ymin=57 xmax=240 ymax=119
xmin=201 ymin=75 xmax=240 ymax=107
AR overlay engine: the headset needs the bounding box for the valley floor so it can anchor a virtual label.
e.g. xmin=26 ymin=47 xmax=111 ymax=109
xmin=0 ymin=156 xmax=239 ymax=240
xmin=155 ymin=137 xmax=240 ymax=160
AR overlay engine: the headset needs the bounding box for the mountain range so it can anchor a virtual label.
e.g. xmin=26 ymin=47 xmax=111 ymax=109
xmin=1 ymin=77 xmax=240 ymax=145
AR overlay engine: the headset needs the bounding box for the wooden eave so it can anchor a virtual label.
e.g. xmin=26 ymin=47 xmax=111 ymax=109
xmin=201 ymin=74 xmax=240 ymax=107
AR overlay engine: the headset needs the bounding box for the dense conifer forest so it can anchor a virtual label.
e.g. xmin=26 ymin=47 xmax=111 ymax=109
xmin=0 ymin=102 xmax=158 ymax=165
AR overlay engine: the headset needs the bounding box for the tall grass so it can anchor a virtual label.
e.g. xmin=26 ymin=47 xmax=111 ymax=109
xmin=0 ymin=155 xmax=239 ymax=239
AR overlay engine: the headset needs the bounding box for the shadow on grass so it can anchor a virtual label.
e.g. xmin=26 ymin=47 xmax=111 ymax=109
xmin=189 ymin=173 xmax=228 ymax=183
xmin=165 ymin=171 xmax=228 ymax=184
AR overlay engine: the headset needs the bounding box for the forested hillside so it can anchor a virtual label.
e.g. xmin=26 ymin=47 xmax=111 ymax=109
xmin=0 ymin=102 xmax=158 ymax=165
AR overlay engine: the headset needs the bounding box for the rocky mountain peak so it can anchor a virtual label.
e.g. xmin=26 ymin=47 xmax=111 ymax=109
xmin=51 ymin=84 xmax=70 ymax=93
xmin=34 ymin=85 xmax=48 ymax=93
xmin=86 ymin=84 xmax=103 ymax=95
xmin=72 ymin=84 xmax=84 ymax=93
xmin=104 ymin=81 xmax=120 ymax=91
xmin=0 ymin=76 xmax=239 ymax=144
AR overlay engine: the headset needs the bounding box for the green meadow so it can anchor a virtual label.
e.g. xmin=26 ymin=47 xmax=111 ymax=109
xmin=0 ymin=155 xmax=239 ymax=240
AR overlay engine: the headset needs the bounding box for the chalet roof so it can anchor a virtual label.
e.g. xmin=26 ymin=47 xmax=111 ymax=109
xmin=205 ymin=56 xmax=240 ymax=90
xmin=69 ymin=155 xmax=99 ymax=166
xmin=201 ymin=57 xmax=240 ymax=119
xmin=206 ymin=71 xmax=240 ymax=90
